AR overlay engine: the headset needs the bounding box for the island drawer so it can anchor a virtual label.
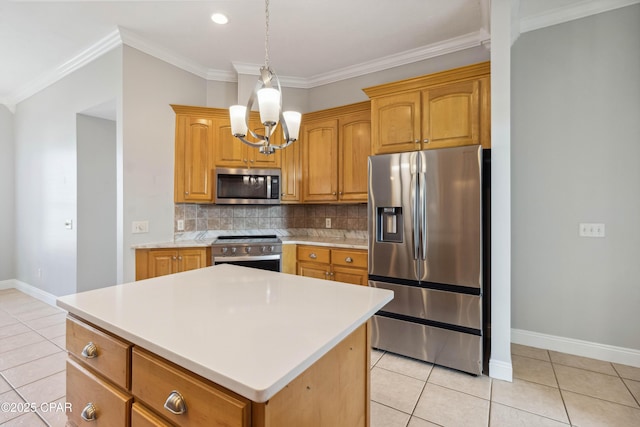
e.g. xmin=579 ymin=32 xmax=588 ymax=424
xmin=131 ymin=402 xmax=173 ymax=427
xmin=66 ymin=358 xmax=132 ymax=426
xmin=331 ymin=248 xmax=367 ymax=268
xmin=297 ymin=245 xmax=330 ymax=263
xmin=66 ymin=316 xmax=132 ymax=390
xmin=131 ymin=348 xmax=251 ymax=427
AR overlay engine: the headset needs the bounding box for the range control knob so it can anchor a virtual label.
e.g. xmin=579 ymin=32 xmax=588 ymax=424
xmin=270 ymin=246 xmax=275 ymax=252
xmin=231 ymin=247 xmax=237 ymax=254
xmin=222 ymin=247 xmax=228 ymax=254
xmin=245 ymin=247 xmax=252 ymax=254
xmin=260 ymin=246 xmax=267 ymax=253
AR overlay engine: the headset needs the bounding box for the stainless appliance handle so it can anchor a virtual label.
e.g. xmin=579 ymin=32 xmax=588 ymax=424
xmin=410 ymin=163 xmax=419 ymax=261
xmin=419 ymin=161 xmax=427 ymax=260
xmin=266 ymin=176 xmax=272 ymax=198
xmin=214 ymin=254 xmax=281 ymax=263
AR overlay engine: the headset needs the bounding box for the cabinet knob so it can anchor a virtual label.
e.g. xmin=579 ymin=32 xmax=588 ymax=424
xmin=339 ymin=191 xmax=343 ymax=195
xmin=414 ymin=139 xmax=420 ymax=144
xmin=164 ymin=390 xmax=187 ymax=415
xmin=281 ymin=193 xmax=285 ymax=196
xmin=81 ymin=342 xmax=98 ymax=359
xmin=325 ymin=271 xmax=330 ymax=276
xmin=250 ymin=159 xmax=254 ymax=163
xmin=185 ymin=191 xmax=189 ymax=195
xmin=332 ymin=192 xmax=336 ymax=196
xmin=345 ymin=257 xmax=353 ymax=263
xmin=81 ymin=402 xmax=97 ymax=422
xmin=178 ymin=256 xmax=183 ymax=260
xmin=329 ymin=272 xmax=334 ymax=277
xmin=172 ymin=256 xmax=177 ymax=260
xmin=423 ymin=139 xmax=429 ymax=143
xmin=243 ymin=158 xmax=248 ymax=163
xmin=309 ymin=253 xmax=317 ymax=259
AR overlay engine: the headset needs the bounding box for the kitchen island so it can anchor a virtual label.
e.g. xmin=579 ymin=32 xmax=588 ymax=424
xmin=57 ymin=264 xmax=392 ymax=426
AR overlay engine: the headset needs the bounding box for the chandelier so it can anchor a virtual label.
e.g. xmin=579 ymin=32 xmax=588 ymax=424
xmin=229 ymin=0 xmax=301 ymax=156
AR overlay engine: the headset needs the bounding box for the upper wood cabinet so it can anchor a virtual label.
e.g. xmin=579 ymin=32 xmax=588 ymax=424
xmin=174 ymin=114 xmax=215 ymax=203
xmin=280 ymin=135 xmax=302 ymax=203
xmin=301 ymin=102 xmax=371 ymax=203
xmin=302 ymin=118 xmax=339 ymax=202
xmin=214 ymin=116 xmax=281 ymax=169
xmin=364 ymin=62 xmax=490 ymax=154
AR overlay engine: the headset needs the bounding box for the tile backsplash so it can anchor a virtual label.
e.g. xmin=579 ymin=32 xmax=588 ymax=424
xmin=175 ymin=204 xmax=368 ymax=234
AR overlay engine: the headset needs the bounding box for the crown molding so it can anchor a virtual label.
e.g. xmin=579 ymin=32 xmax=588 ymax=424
xmin=520 ymin=0 xmax=640 ymax=33
xmin=2 ymin=28 xmax=121 ymax=109
xmin=303 ymin=30 xmax=490 ymax=89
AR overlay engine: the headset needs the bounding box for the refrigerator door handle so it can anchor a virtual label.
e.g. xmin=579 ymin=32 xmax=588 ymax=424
xmin=410 ymin=169 xmax=420 ymax=260
xmin=419 ymin=168 xmax=427 ymax=260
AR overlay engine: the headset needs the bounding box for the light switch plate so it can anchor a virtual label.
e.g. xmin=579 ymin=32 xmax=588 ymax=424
xmin=579 ymin=223 xmax=605 ymax=238
xmin=132 ymin=221 xmax=149 ymax=233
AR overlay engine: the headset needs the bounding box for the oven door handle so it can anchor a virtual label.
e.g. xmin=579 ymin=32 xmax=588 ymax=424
xmin=213 ymin=254 xmax=281 ymax=263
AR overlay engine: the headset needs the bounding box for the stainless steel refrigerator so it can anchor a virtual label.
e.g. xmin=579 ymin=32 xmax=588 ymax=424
xmin=368 ymin=145 xmax=489 ymax=375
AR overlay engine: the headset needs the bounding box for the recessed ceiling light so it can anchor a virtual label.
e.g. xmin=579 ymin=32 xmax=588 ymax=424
xmin=211 ymin=13 xmax=228 ymax=25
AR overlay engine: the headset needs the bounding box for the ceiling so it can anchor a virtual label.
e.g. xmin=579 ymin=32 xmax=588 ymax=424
xmin=0 ymin=0 xmax=634 ymax=109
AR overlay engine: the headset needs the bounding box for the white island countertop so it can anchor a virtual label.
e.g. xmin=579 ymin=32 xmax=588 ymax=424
xmin=57 ymin=264 xmax=392 ymax=403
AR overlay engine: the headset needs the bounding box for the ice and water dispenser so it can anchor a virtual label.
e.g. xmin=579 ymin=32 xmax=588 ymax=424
xmin=377 ymin=207 xmax=403 ymax=243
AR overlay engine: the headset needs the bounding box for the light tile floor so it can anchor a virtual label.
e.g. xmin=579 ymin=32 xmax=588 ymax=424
xmin=1 ymin=288 xmax=640 ymax=426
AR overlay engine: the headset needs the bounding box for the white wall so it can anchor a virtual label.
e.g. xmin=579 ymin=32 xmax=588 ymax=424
xmin=511 ymin=4 xmax=640 ymax=352
xmin=77 ymin=114 xmax=117 ymax=292
xmin=121 ymin=46 xmax=206 ymax=282
xmin=0 ymin=105 xmax=15 ymax=280
xmin=13 ymin=48 xmax=121 ymax=297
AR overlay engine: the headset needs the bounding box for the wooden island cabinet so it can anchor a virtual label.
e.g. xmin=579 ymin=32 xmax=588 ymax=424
xmin=58 ymin=265 xmax=393 ymax=427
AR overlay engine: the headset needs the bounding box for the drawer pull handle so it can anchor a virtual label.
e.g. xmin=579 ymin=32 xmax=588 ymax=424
xmin=81 ymin=402 xmax=97 ymax=421
xmin=345 ymin=257 xmax=353 ymax=263
xmin=81 ymin=342 xmax=98 ymax=359
xmin=309 ymin=253 xmax=317 ymax=259
xmin=164 ymin=391 xmax=187 ymax=415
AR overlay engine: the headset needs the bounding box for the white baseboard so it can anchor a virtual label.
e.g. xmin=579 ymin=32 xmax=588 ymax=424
xmin=0 ymin=279 xmax=59 ymax=307
xmin=512 ymin=328 xmax=640 ymax=368
xmin=489 ymin=358 xmax=513 ymax=382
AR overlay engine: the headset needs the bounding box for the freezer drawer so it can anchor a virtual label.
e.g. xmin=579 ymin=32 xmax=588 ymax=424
xmin=371 ymin=315 xmax=482 ymax=375
xmin=369 ymin=280 xmax=481 ymax=330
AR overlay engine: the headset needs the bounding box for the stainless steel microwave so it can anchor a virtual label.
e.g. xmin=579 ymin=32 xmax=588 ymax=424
xmin=214 ymin=168 xmax=281 ymax=205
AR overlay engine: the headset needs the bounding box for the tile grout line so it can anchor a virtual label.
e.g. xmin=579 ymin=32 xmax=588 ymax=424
xmin=548 ymin=349 xmax=574 ymax=426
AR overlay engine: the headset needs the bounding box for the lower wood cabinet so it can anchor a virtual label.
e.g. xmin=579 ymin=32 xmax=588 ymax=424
xmin=296 ymin=245 xmax=368 ymax=286
xmin=135 ymin=247 xmax=211 ymax=280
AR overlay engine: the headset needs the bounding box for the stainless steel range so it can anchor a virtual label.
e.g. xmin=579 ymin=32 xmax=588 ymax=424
xmin=211 ymin=235 xmax=283 ymax=272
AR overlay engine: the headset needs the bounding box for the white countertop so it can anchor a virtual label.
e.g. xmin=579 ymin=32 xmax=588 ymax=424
xmin=133 ymin=236 xmax=368 ymax=250
xmin=57 ymin=264 xmax=392 ymax=402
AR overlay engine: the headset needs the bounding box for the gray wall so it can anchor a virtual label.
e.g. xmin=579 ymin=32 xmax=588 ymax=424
xmin=121 ymin=46 xmax=206 ymax=282
xmin=0 ymin=105 xmax=15 ymax=280
xmin=511 ymin=4 xmax=640 ymax=350
xmin=13 ymin=48 xmax=121 ymax=296
xmin=77 ymin=114 xmax=117 ymax=292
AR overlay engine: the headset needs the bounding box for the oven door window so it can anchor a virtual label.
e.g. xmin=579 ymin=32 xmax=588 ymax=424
xmin=217 ymin=174 xmax=269 ymax=200
xmin=214 ymin=256 xmax=281 ymax=272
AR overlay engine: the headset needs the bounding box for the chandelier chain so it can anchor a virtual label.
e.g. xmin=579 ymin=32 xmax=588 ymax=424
xmin=264 ymin=0 xmax=270 ymax=67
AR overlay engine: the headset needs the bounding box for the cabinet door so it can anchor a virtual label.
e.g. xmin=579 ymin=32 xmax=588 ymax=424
xmin=214 ymin=118 xmax=247 ymax=167
xmin=148 ymin=249 xmax=178 ymax=278
xmin=175 ymin=116 xmax=215 ymax=202
xmin=332 ymin=266 xmax=368 ymax=286
xmin=177 ymin=248 xmax=208 ymax=273
xmin=339 ymin=111 xmax=371 ymax=202
xmin=298 ymin=262 xmax=330 ymax=280
xmin=371 ymin=92 xmax=421 ymax=154
xmin=302 ymin=119 xmax=338 ymax=202
xmin=280 ymin=136 xmax=301 ymax=202
xmin=248 ymin=117 xmax=281 ymax=168
xmin=421 ymin=79 xmax=480 ymax=149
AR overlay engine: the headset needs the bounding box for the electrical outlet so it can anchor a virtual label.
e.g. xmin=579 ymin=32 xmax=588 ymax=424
xmin=325 ymin=218 xmax=331 ymax=228
xmin=65 ymin=219 xmax=73 ymax=230
xmin=579 ymin=223 xmax=605 ymax=238
xmin=132 ymin=221 xmax=149 ymax=234
xmin=177 ymin=219 xmax=185 ymax=231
